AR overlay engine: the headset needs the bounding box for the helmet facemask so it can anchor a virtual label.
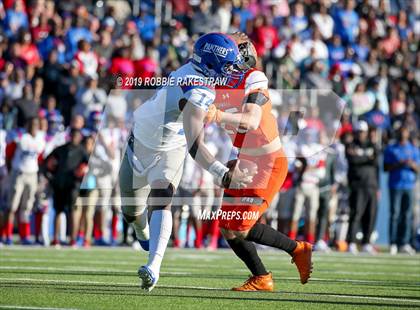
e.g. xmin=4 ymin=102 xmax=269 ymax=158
xmin=238 ymin=41 xmax=257 ymax=69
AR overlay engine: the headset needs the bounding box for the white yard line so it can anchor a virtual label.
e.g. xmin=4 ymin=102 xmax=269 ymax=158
xmin=2 ymin=256 xmax=419 ymax=270
xmin=0 ymin=266 xmax=189 ymax=275
xmin=0 ymin=258 xmax=139 ymax=266
xmin=2 ymin=247 xmax=419 ymax=261
xmin=0 ymin=265 xmax=419 ymax=279
xmin=0 ymin=250 xmax=420 ymax=269
xmin=0 ymin=306 xmax=78 ymax=310
xmin=1 ymin=277 xmax=419 ymax=304
xmin=1 ymin=274 xmax=418 ymax=286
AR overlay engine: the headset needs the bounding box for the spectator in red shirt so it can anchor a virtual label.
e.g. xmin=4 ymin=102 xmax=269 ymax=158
xmin=253 ymin=15 xmax=279 ymax=58
xmin=19 ymin=31 xmax=41 ymax=67
xmin=109 ymin=47 xmax=135 ymax=88
xmin=134 ymin=48 xmax=159 ymax=81
xmin=379 ymin=27 xmax=400 ymax=59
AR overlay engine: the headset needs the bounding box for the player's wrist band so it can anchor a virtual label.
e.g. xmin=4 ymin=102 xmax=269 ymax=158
xmin=209 ymin=160 xmax=229 ymax=186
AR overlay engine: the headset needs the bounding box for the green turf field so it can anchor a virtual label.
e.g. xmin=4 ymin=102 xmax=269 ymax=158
xmin=0 ymin=247 xmax=419 ymax=310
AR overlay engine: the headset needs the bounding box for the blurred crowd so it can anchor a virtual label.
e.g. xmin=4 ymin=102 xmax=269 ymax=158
xmin=0 ymin=0 xmax=419 ymax=254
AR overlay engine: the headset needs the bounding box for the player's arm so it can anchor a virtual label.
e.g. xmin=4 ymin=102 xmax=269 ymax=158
xmin=212 ymin=98 xmax=264 ymax=131
xmin=182 ymin=99 xmax=256 ymax=188
xmin=205 ymin=71 xmax=268 ymax=131
xmin=182 ymin=102 xmax=215 ymax=171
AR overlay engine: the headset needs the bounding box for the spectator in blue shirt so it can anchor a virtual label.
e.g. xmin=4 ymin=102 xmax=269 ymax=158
xmin=352 ymin=35 xmax=369 ymax=62
xmin=37 ymin=24 xmax=66 ymax=64
xmin=65 ymin=18 xmax=93 ymax=61
xmin=233 ymin=1 xmax=254 ymax=32
xmin=334 ymin=0 xmax=359 ymax=44
xmin=328 ymin=34 xmax=345 ymax=66
xmin=362 ymin=100 xmax=391 ymax=132
xmin=384 ymin=127 xmax=419 ymax=255
xmin=136 ymin=10 xmax=156 ymax=44
xmin=3 ymin=0 xmax=28 ymax=39
xmin=290 ymin=2 xmax=308 ymax=37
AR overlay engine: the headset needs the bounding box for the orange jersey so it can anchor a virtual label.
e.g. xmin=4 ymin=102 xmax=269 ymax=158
xmin=214 ymin=68 xmax=279 ymax=148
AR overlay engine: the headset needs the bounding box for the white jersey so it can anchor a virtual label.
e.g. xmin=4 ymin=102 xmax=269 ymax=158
xmin=11 ymin=131 xmax=46 ymax=173
xmin=133 ymin=62 xmax=215 ymax=151
xmin=42 ymin=130 xmax=67 ymax=158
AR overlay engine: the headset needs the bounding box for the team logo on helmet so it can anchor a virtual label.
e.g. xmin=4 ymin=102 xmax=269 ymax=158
xmin=202 ymin=43 xmax=230 ymax=58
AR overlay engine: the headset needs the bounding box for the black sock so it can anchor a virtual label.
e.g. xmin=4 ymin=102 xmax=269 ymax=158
xmin=246 ymin=223 xmax=297 ymax=254
xmin=226 ymin=238 xmax=268 ymax=276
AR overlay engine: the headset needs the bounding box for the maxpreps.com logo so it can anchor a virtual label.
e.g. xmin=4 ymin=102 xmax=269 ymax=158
xmin=203 ymin=42 xmax=230 ymax=58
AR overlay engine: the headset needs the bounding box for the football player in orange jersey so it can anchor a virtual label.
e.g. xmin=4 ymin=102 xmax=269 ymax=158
xmin=205 ymin=32 xmax=313 ymax=291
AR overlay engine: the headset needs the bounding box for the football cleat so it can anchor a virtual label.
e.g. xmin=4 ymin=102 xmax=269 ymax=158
xmin=400 ymin=244 xmax=416 ymax=256
xmin=94 ymin=238 xmax=109 ymax=246
xmin=389 ymin=244 xmax=398 ymax=255
xmin=314 ymin=239 xmax=331 ymax=253
xmin=348 ymin=242 xmax=359 ymax=255
xmin=138 ymin=240 xmax=149 ymax=251
xmin=335 ymin=240 xmax=348 ymax=252
xmin=291 ymin=241 xmax=313 ymax=284
xmin=232 ymin=272 xmax=274 ymax=292
xmin=83 ymin=240 xmax=91 ymax=249
xmin=138 ymin=265 xmax=158 ymax=292
xmin=21 ymin=238 xmax=33 ymax=246
xmin=361 ymin=244 xmax=377 ymax=255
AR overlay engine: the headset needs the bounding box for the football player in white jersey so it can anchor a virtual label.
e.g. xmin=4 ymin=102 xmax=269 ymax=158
xmin=4 ymin=118 xmax=45 ymax=245
xmin=119 ymin=33 xmax=255 ymax=291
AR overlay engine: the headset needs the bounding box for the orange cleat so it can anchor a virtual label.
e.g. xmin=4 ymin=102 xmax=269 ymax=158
xmin=291 ymin=241 xmax=313 ymax=284
xmin=336 ymin=240 xmax=348 ymax=252
xmin=232 ymin=272 xmax=274 ymax=292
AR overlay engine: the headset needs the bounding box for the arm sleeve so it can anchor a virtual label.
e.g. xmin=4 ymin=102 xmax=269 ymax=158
xmin=183 ymin=86 xmax=215 ymax=112
xmin=244 ymin=71 xmax=269 ymax=95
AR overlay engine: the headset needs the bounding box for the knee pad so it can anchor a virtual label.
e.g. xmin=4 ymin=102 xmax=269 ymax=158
xmin=147 ymin=183 xmax=175 ymax=208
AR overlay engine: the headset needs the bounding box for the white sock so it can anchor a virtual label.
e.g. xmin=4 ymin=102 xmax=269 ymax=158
xmin=146 ymin=209 xmax=172 ymax=276
xmin=132 ymin=211 xmax=149 ymax=241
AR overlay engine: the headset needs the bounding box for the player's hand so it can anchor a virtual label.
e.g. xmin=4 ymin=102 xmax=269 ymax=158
xmin=204 ymin=104 xmax=223 ymax=124
xmin=222 ymin=159 xmax=258 ymax=189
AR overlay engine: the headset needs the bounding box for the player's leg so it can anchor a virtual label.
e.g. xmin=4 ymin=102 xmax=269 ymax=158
xmin=110 ymin=187 xmax=121 ymax=246
xmin=347 ymin=187 xmax=365 ymax=254
xmin=221 ymin=227 xmax=273 ymax=290
xmin=306 ymin=185 xmax=320 ymax=244
xmin=289 ymin=185 xmax=304 ymax=240
xmin=190 ymin=195 xmax=203 ymax=249
xmin=315 ymin=190 xmax=330 ymax=251
xmin=171 ymin=187 xmax=186 ymax=248
xmin=119 ymin=153 xmax=150 ymax=249
xmin=222 ymin=154 xmax=312 ymax=288
xmin=5 ymin=170 xmax=24 ymax=244
xmin=361 ymin=188 xmax=378 ymax=254
xmin=139 ymin=180 xmax=174 ymax=290
xmin=51 ymin=186 xmax=70 ymax=246
xmin=18 ymin=173 xmax=37 ymax=244
xmin=83 ymin=190 xmax=98 ymax=247
xmin=70 ymin=201 xmax=82 ymax=247
xmin=139 ymin=145 xmax=185 ymax=291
